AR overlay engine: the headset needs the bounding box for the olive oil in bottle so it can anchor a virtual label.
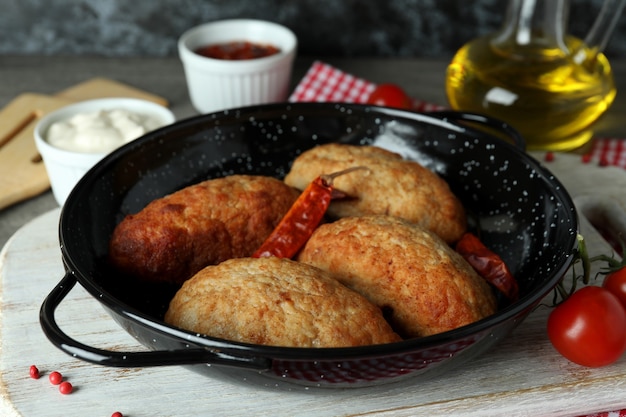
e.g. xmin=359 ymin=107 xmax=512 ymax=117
xmin=446 ymin=36 xmax=615 ymax=151
xmin=445 ymin=0 xmax=623 ymax=151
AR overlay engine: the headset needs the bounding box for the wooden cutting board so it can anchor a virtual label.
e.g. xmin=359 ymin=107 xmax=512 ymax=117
xmin=0 ymin=78 xmax=168 ymax=210
xmin=0 ymin=153 xmax=625 ymax=417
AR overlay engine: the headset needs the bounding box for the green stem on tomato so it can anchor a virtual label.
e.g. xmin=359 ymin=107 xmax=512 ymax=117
xmin=551 ymin=233 xmax=626 ymax=306
xmin=554 ymin=279 xmax=571 ymax=302
xmin=588 ymin=234 xmax=625 ymax=274
xmin=552 ymin=234 xmax=589 ymax=304
xmin=577 ymin=234 xmax=591 ymax=285
xmin=589 ymin=254 xmax=623 ymax=268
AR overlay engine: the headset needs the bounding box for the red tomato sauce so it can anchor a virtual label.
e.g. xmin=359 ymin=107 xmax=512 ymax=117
xmin=195 ymin=41 xmax=281 ymax=60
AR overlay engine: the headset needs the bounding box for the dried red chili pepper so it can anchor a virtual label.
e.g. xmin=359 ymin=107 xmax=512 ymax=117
xmin=253 ymin=166 xmax=367 ymax=259
xmin=456 ymin=232 xmax=519 ymax=301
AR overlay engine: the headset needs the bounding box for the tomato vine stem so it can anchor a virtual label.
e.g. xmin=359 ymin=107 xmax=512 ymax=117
xmin=552 ymin=233 xmax=625 ymax=305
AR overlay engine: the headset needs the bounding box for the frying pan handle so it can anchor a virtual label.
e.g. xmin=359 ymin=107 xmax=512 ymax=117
xmin=431 ymin=111 xmax=526 ymax=151
xmin=39 ymin=273 xmax=271 ymax=371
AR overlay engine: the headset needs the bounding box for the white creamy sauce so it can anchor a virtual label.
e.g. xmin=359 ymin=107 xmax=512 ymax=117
xmin=46 ymin=109 xmax=164 ymax=153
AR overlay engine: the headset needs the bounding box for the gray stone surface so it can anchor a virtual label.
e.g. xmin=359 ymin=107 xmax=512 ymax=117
xmin=2 ymin=0 xmax=626 ymax=58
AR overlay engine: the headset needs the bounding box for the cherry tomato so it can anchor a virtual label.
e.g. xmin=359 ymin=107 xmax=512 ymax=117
xmin=547 ymin=286 xmax=626 ymax=367
xmin=603 ymin=267 xmax=626 ymax=310
xmin=366 ymin=83 xmax=412 ymax=109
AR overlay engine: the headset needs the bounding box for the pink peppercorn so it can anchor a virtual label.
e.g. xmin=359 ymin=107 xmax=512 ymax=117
xmin=29 ymin=365 xmax=40 ymax=379
xmin=48 ymin=371 xmax=63 ymax=385
xmin=599 ymin=156 xmax=610 ymax=167
xmin=111 ymin=412 xmax=123 ymax=417
xmin=58 ymin=381 xmax=73 ymax=395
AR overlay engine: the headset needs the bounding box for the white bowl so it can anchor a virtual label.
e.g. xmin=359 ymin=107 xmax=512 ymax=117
xmin=34 ymin=98 xmax=175 ymax=206
xmin=178 ymin=19 xmax=297 ymax=114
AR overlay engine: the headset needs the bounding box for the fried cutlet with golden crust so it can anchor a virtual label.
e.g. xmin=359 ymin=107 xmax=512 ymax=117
xmin=284 ymin=143 xmax=466 ymax=243
xmin=164 ymin=257 xmax=402 ymax=347
xmin=297 ymin=215 xmax=497 ymax=338
xmin=108 ymin=175 xmax=300 ymax=285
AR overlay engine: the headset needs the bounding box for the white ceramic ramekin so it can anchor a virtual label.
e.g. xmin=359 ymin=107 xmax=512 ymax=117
xmin=34 ymin=98 xmax=175 ymax=206
xmin=178 ymin=19 xmax=297 ymax=114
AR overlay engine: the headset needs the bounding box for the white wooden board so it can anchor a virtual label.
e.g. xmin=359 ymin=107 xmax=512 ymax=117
xmin=0 ymin=153 xmax=625 ymax=417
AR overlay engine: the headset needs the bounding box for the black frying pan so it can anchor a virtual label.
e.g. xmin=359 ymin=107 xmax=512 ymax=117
xmin=40 ymin=103 xmax=578 ymax=389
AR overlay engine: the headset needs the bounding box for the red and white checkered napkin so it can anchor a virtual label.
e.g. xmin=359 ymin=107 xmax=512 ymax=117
xmin=590 ymin=137 xmax=626 ymax=168
xmin=289 ymin=61 xmax=376 ymax=104
xmin=289 ymin=60 xmax=444 ymax=112
xmin=290 ymin=61 xmax=626 ymax=417
xmin=289 ymin=60 xmax=626 ymax=170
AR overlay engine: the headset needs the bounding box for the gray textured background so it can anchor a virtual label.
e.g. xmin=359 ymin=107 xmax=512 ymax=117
xmin=2 ymin=0 xmax=626 ymax=58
